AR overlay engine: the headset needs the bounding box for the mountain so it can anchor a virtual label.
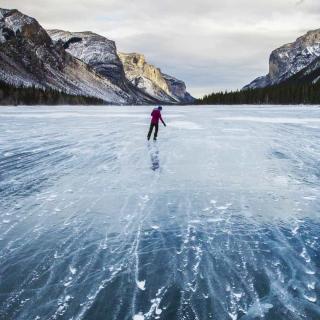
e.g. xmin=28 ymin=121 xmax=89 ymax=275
xmin=118 ymin=52 xmax=194 ymax=104
xmin=118 ymin=52 xmax=178 ymax=103
xmin=48 ymin=31 xmax=194 ymax=104
xmin=283 ymin=55 xmax=320 ymax=86
xmin=47 ymin=32 xmax=195 ymax=104
xmin=244 ymin=29 xmax=320 ymax=89
xmin=162 ymin=73 xmax=196 ymax=104
xmin=0 ymin=8 xmax=194 ymax=105
xmin=47 ymin=30 xmax=127 ymax=87
xmin=199 ymin=33 xmax=320 ymax=105
xmin=47 ymin=30 xmax=161 ymax=104
xmin=198 ymin=53 xmax=320 ymax=105
xmin=0 ymin=8 xmax=135 ymax=104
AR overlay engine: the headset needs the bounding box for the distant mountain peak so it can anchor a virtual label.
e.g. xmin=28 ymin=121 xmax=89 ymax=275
xmin=244 ymin=29 xmax=320 ymax=90
xmin=118 ymin=52 xmax=195 ymax=103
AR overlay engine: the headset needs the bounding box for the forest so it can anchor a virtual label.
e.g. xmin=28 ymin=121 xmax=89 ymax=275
xmin=197 ymin=82 xmax=320 ymax=105
xmin=0 ymin=81 xmax=105 ymax=105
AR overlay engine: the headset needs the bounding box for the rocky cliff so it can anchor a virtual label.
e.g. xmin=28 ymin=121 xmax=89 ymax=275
xmin=118 ymin=53 xmax=194 ymax=104
xmin=118 ymin=52 xmax=177 ymax=103
xmin=162 ymin=73 xmax=196 ymax=104
xmin=244 ymin=29 xmax=320 ymax=89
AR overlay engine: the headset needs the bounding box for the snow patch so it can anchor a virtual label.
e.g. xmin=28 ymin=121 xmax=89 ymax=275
xmin=136 ymin=280 xmax=146 ymax=291
xmin=69 ymin=266 xmax=77 ymax=275
xmin=312 ymin=75 xmax=320 ymax=84
xmin=133 ymin=313 xmax=144 ymax=320
xmin=304 ymin=294 xmax=317 ymax=302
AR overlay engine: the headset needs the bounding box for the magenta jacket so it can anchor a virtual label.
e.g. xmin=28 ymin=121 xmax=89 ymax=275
xmin=151 ymin=109 xmax=165 ymax=125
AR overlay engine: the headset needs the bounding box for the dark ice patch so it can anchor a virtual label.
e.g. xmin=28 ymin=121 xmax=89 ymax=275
xmin=271 ymin=150 xmax=289 ymax=160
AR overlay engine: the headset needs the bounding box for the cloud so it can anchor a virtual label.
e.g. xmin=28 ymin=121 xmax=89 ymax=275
xmin=1 ymin=0 xmax=320 ymax=97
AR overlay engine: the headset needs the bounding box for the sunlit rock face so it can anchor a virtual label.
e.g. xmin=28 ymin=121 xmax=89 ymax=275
xmin=118 ymin=52 xmax=195 ymax=104
xmin=244 ymin=29 xmax=320 ymax=89
xmin=118 ymin=52 xmax=177 ymax=103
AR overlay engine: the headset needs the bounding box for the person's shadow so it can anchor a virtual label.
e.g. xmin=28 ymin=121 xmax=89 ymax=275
xmin=148 ymin=143 xmax=160 ymax=171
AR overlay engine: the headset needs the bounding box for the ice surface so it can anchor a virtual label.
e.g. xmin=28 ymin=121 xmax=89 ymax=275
xmin=0 ymin=105 xmax=320 ymax=320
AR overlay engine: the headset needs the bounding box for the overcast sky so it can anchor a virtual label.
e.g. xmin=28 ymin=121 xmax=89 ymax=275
xmin=1 ymin=0 xmax=320 ymax=97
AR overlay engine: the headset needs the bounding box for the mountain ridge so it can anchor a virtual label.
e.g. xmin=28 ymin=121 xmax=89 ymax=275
xmin=0 ymin=8 xmax=194 ymax=105
xmin=244 ymin=29 xmax=320 ymax=90
xmin=198 ymin=29 xmax=320 ymax=105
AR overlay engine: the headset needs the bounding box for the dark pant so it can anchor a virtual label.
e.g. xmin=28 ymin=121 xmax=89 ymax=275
xmin=147 ymin=123 xmax=159 ymax=140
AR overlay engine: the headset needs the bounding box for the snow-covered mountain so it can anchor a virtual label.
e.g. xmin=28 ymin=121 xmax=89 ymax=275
xmin=0 ymin=8 xmax=194 ymax=105
xmin=0 ymin=9 xmax=135 ymax=104
xmin=46 ymin=30 xmax=161 ymax=104
xmin=244 ymin=29 xmax=320 ymax=89
xmin=48 ymin=31 xmax=195 ymax=104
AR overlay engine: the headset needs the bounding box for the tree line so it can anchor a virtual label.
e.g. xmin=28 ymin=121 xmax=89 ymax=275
xmin=197 ymin=82 xmax=320 ymax=105
xmin=0 ymin=81 xmax=105 ymax=105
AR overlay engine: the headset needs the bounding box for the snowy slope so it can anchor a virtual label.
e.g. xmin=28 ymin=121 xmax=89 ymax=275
xmin=47 ymin=30 xmax=127 ymax=86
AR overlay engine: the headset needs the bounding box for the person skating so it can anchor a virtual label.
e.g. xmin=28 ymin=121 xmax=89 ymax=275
xmin=147 ymin=106 xmax=166 ymax=141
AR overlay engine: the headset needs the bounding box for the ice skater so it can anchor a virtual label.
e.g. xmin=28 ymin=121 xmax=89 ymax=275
xmin=147 ymin=106 xmax=166 ymax=141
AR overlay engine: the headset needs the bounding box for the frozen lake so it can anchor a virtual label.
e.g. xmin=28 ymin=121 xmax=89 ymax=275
xmin=0 ymin=105 xmax=320 ymax=320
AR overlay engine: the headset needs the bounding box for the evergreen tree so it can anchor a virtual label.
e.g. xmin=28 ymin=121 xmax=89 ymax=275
xmin=197 ymin=82 xmax=320 ymax=105
xmin=0 ymin=81 xmax=106 ymax=105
